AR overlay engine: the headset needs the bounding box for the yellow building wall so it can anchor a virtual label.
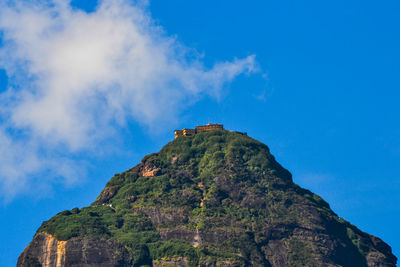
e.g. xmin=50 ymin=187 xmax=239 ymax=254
xmin=175 ymin=124 xmax=224 ymax=139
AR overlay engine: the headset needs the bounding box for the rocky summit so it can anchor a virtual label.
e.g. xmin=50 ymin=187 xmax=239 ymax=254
xmin=18 ymin=130 xmax=397 ymax=266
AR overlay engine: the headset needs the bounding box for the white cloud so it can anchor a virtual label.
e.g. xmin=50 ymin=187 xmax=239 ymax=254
xmin=0 ymin=127 xmax=83 ymax=201
xmin=0 ymin=0 xmax=256 ymax=200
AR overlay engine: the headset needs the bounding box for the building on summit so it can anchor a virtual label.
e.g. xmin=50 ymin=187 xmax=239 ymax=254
xmin=195 ymin=123 xmax=224 ymax=132
xmin=174 ymin=123 xmax=224 ymax=139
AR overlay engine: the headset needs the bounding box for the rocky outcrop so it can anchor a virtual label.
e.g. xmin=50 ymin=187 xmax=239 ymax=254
xmin=139 ymin=162 xmax=161 ymax=177
xmin=18 ymin=233 xmax=130 ymax=267
xmin=18 ymin=130 xmax=397 ymax=266
xmin=96 ymin=184 xmax=118 ymax=204
xmin=152 ymin=257 xmax=188 ymax=267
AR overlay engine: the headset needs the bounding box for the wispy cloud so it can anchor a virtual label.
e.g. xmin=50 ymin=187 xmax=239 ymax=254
xmin=0 ymin=0 xmax=256 ymax=200
xmin=0 ymin=126 xmax=83 ymax=201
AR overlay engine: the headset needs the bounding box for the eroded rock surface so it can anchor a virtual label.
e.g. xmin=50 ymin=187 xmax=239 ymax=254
xmin=18 ymin=233 xmax=130 ymax=267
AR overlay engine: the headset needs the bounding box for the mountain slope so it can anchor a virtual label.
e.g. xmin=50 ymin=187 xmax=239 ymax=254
xmin=18 ymin=130 xmax=397 ymax=266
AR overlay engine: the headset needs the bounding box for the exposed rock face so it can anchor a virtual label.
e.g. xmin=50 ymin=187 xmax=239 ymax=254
xmin=152 ymin=257 xmax=188 ymax=267
xmin=18 ymin=130 xmax=397 ymax=266
xmin=140 ymin=164 xmax=161 ymax=177
xmin=18 ymin=233 xmax=131 ymax=267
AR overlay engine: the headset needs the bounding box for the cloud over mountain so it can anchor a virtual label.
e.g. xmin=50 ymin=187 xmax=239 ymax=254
xmin=0 ymin=0 xmax=256 ymax=200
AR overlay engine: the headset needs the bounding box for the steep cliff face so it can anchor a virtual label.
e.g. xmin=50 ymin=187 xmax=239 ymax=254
xmin=18 ymin=233 xmax=131 ymax=267
xmin=18 ymin=130 xmax=397 ymax=266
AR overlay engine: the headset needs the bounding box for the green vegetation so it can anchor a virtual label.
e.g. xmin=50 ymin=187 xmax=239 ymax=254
xmin=36 ymin=130 xmax=383 ymax=265
xmin=288 ymin=239 xmax=316 ymax=267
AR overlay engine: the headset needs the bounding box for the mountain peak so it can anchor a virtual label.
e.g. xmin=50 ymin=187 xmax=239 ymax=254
xmin=18 ymin=130 xmax=397 ymax=266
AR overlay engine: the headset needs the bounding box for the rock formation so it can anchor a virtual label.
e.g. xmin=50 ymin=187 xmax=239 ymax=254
xmin=18 ymin=130 xmax=397 ymax=266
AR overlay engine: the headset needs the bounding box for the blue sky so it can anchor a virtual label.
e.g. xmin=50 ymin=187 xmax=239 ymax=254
xmin=0 ymin=0 xmax=399 ymax=265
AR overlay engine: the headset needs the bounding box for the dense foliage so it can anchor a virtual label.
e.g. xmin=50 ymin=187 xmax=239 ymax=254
xmin=37 ymin=130 xmax=392 ymax=266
